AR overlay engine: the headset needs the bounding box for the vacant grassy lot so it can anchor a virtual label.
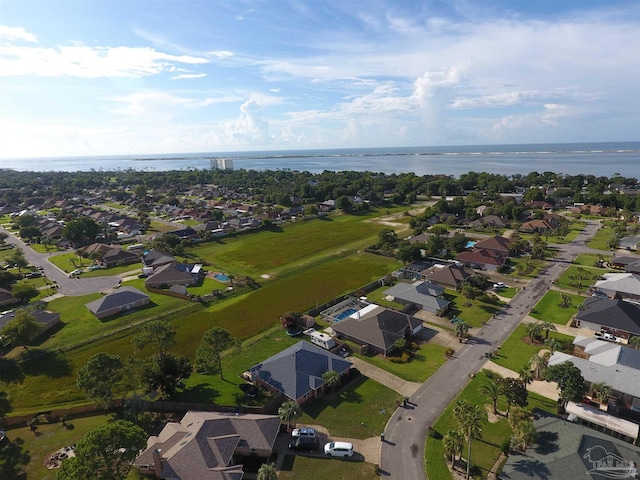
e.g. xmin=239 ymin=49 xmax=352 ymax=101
xmin=298 ymin=374 xmax=397 ymax=439
xmin=572 ymin=253 xmax=609 ymax=267
xmin=445 ymin=290 xmax=503 ymax=328
xmin=189 ymin=214 xmax=386 ymax=278
xmin=529 ymin=290 xmax=584 ymax=325
xmin=555 ymin=264 xmax=614 ymax=294
xmin=2 ymin=414 xmax=113 ymax=480
xmin=587 ymin=223 xmax=615 ymax=250
xmin=491 ymin=323 xmax=575 ymax=372
xmin=356 ymin=343 xmax=448 ymax=383
xmin=425 ymin=370 xmax=558 ymax=480
xmin=278 ymin=455 xmax=377 ymax=480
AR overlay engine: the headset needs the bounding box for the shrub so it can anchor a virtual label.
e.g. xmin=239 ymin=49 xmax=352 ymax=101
xmin=482 ymin=369 xmax=503 ymax=381
xmin=445 ymin=348 xmax=455 ymax=358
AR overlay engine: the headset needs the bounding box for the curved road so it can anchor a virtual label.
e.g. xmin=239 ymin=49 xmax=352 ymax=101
xmin=0 ymin=225 xmax=120 ymax=296
xmin=380 ymin=220 xmax=602 ymax=479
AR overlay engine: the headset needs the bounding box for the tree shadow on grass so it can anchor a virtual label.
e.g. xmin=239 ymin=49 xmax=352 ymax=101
xmin=302 ymin=374 xmax=365 ymax=420
xmin=170 ymin=382 xmax=221 ymax=404
xmin=18 ymin=349 xmax=71 ymax=378
xmin=0 ymin=437 xmax=29 ymax=480
xmin=0 ymin=357 xmax=24 ymax=384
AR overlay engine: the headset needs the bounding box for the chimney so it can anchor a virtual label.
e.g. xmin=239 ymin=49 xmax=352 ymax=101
xmin=152 ymin=448 xmax=163 ymax=478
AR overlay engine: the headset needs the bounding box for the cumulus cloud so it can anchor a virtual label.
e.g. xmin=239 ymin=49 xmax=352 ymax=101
xmin=224 ymin=100 xmax=271 ymax=145
xmin=0 ymin=44 xmax=208 ymax=78
xmin=0 ymin=25 xmax=37 ymax=43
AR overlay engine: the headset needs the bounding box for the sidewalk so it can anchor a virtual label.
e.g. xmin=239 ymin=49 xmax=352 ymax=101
xmin=348 ymin=357 xmax=421 ymax=397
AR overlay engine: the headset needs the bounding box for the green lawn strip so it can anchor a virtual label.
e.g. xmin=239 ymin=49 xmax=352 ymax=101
xmin=81 ymin=264 xmax=140 ymax=278
xmin=425 ymin=371 xmax=558 ymax=480
xmin=354 ymin=343 xmax=448 ymax=383
xmin=496 ymin=287 xmax=517 ymax=299
xmin=3 ymin=413 xmax=113 ymax=480
xmin=529 ymin=290 xmax=584 ymax=325
xmin=47 ymin=252 xmax=91 ymax=273
xmin=444 ymin=290 xmax=503 ymax=328
xmin=148 ymin=220 xmax=181 ymax=233
xmin=189 ymin=215 xmax=385 ymax=277
xmin=587 ymin=224 xmax=615 ymax=250
xmin=572 ymin=253 xmax=609 ymax=267
xmin=278 ymin=456 xmax=377 ymax=480
xmin=174 ymin=252 xmax=400 ymax=346
xmin=491 ymin=324 xmax=575 ymax=372
xmin=26 ymin=243 xmax=56 ymax=254
xmin=556 ymin=264 xmax=615 ymax=294
xmin=507 ymin=257 xmax=547 ymax=279
xmin=298 ymin=375 xmax=397 ymax=439
xmin=363 ymin=284 xmax=402 ymax=309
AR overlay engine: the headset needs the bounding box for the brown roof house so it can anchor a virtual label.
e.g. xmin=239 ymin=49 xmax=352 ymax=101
xmin=0 ymin=288 xmax=20 ymax=308
xmin=84 ymin=243 xmax=140 ymax=268
xmin=133 ymin=411 xmax=280 ymax=480
xmin=472 ymin=236 xmax=512 ymax=256
xmin=86 ymin=287 xmax=150 ymax=319
xmin=145 ymin=263 xmax=204 ymax=289
xmin=420 ymin=263 xmax=472 ymax=289
xmin=455 ymin=248 xmax=508 ymax=271
xmin=249 ymin=341 xmax=352 ymax=404
xmin=142 ymin=250 xmax=176 ymax=270
xmin=332 ymin=305 xmax=425 ymax=356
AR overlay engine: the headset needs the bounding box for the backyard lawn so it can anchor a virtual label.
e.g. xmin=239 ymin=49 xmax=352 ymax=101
xmin=1 ymin=414 xmax=113 ymax=480
xmin=529 ymin=290 xmax=584 ymax=325
xmin=298 ymin=374 xmax=398 ymax=439
xmin=425 ymin=370 xmax=558 ymax=480
xmin=491 ymin=323 xmax=575 ymax=372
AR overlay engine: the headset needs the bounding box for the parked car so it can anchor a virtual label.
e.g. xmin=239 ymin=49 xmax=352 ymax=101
xmin=324 ymin=441 xmax=353 ymax=457
xmin=337 ymin=346 xmax=350 ymax=358
xmin=291 ymin=427 xmax=316 ymax=438
xmin=69 ymin=269 xmax=83 ymax=277
xmin=25 ymin=272 xmax=42 ymax=278
xmin=493 ymin=282 xmax=506 ymax=289
xmin=289 ymin=436 xmax=319 ymax=452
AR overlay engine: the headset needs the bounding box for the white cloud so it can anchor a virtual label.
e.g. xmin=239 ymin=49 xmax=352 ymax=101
xmin=223 ymin=99 xmax=272 ymax=145
xmin=0 ymin=44 xmax=208 ymax=78
xmin=0 ymin=25 xmax=37 ymax=43
xmin=172 ymin=73 xmax=207 ymax=80
xmin=208 ymin=50 xmax=234 ymax=60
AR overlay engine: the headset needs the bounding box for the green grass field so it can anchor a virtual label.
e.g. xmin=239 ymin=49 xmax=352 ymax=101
xmin=279 ymin=456 xmax=377 ymax=480
xmin=356 ymin=343 xmax=448 ymax=383
xmin=555 ymin=264 xmax=614 ymax=294
xmin=445 ymin=290 xmax=503 ymax=328
xmin=587 ymin=224 xmax=615 ymax=250
xmin=529 ymin=290 xmax=584 ymax=325
xmin=491 ymin=323 xmax=575 ymax=372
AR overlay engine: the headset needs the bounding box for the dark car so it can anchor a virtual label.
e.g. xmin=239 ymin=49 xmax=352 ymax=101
xmin=289 ymin=436 xmax=319 ymax=452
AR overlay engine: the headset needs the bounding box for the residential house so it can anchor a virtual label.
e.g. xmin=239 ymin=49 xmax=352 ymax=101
xmin=574 ymin=297 xmax=640 ymax=340
xmin=383 ymin=281 xmax=450 ymax=315
xmin=84 ymin=243 xmax=140 ymax=268
xmin=469 ymin=215 xmax=508 ymax=229
xmin=0 ymin=289 xmax=20 ymax=308
xmin=609 ymin=255 xmax=640 ymax=274
xmin=144 ymin=263 xmax=204 ymax=289
xmin=0 ymin=309 xmax=61 ymax=337
xmin=455 ymin=248 xmax=507 ymax=271
xmin=133 ymin=411 xmax=280 ymax=479
xmin=593 ymin=273 xmax=640 ymax=301
xmin=142 ymin=250 xmax=176 ymax=271
xmin=332 ymin=304 xmax=425 ymax=356
xmin=420 ymin=263 xmax=472 ymax=289
xmin=472 ymin=235 xmax=513 ymax=256
xmin=85 ymin=287 xmax=150 ymax=319
xmin=249 ymin=341 xmax=352 ymax=404
xmin=619 ymin=234 xmax=640 ymax=251
xmin=498 ymin=409 xmax=640 ymax=479
xmin=549 ymin=336 xmax=640 ymax=426
xmin=520 ymin=219 xmax=557 ymax=233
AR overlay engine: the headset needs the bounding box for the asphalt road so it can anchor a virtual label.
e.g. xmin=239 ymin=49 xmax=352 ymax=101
xmin=379 ymin=220 xmax=603 ymax=479
xmin=1 ymin=225 xmax=120 ymax=296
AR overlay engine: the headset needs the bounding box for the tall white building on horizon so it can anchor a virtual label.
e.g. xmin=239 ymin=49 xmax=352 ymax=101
xmin=210 ymin=158 xmax=234 ymax=170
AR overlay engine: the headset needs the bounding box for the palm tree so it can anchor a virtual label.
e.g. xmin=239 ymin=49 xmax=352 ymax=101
xmin=629 ymin=336 xmax=640 ymax=351
xmin=453 ymin=399 xmax=487 ymax=480
xmin=461 ymin=284 xmax=474 ymax=307
xmin=540 ymin=321 xmax=557 ymax=340
xmin=322 ymin=370 xmax=342 ymax=392
xmin=257 ymin=463 xmax=278 ymax=480
xmin=443 ymin=430 xmax=463 ymax=469
xmin=454 ymin=320 xmax=470 ymax=342
xmin=510 ymin=420 xmax=536 ymax=452
xmin=591 ymin=382 xmax=612 ymax=404
xmin=529 ymin=354 xmax=549 ymax=380
xmin=524 ymin=322 xmax=542 ymax=343
xmin=517 ymin=366 xmax=534 ymax=390
xmin=558 ymin=294 xmax=571 ymax=309
xmin=480 ymin=381 xmax=503 ymax=415
xmin=278 ymin=400 xmax=301 ymax=430
xmin=544 ymin=337 xmax=562 ymax=354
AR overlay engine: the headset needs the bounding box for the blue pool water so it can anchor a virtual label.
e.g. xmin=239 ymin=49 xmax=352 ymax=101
xmin=335 ymin=308 xmax=357 ymax=321
xmin=465 ymin=241 xmax=477 ymax=248
xmin=214 ymin=273 xmax=230 ymax=282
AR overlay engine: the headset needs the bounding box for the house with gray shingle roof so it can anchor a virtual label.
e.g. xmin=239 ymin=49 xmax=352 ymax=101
xmin=141 ymin=250 xmax=176 ymax=270
xmin=499 ymin=409 xmax=640 ymax=479
xmin=249 ymin=341 xmax=351 ymax=404
xmin=593 ymin=273 xmax=640 ymax=301
xmin=332 ymin=305 xmax=426 ymax=356
xmin=383 ymin=281 xmax=450 ymax=315
xmin=85 ymin=286 xmax=150 ymax=319
xmin=575 ymin=297 xmax=640 ymax=339
xmin=610 ymin=255 xmax=640 ymax=274
xmin=144 ymin=262 xmax=203 ymax=289
xmin=133 ymin=411 xmax=280 ymax=480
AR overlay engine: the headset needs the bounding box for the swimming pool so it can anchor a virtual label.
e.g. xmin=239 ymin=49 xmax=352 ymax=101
xmin=213 ymin=273 xmax=230 ymax=282
xmin=335 ymin=308 xmax=357 ymax=321
xmin=465 ymin=241 xmax=477 ymax=248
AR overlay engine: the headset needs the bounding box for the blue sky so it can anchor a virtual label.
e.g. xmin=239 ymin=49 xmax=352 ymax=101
xmin=0 ymin=0 xmax=639 ymax=158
